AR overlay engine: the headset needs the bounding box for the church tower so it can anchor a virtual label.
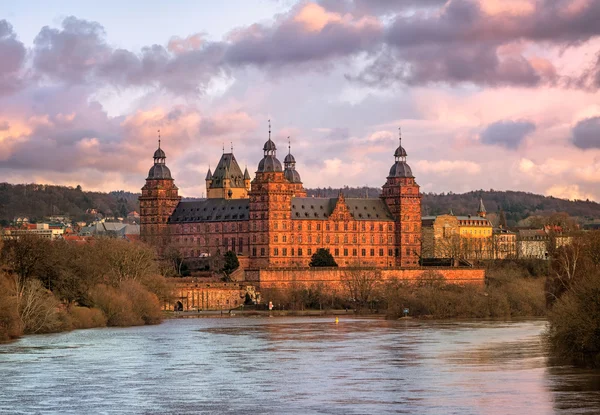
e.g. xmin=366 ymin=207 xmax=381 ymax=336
xmin=248 ymin=121 xmax=294 ymax=268
xmin=139 ymin=134 xmax=181 ymax=249
xmin=381 ymin=128 xmax=422 ymax=267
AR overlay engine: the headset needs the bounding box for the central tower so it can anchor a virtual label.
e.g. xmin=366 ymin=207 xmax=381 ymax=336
xmin=248 ymin=122 xmax=294 ymax=268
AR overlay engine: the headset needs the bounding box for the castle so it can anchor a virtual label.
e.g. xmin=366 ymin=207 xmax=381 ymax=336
xmin=139 ymin=126 xmax=422 ymax=269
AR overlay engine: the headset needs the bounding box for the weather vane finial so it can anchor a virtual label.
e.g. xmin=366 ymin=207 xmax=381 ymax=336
xmin=268 ymin=119 xmax=271 ymax=140
xmin=158 ymin=129 xmax=161 ymax=148
xmin=222 ymin=142 xmax=225 ymax=154
xmin=398 ymin=126 xmax=401 ymax=147
xmin=288 ymin=136 xmax=291 ymax=154
xmin=231 ymin=141 xmax=233 ymax=152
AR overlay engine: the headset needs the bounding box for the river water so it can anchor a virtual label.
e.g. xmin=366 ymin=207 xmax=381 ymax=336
xmin=1 ymin=318 xmax=599 ymax=414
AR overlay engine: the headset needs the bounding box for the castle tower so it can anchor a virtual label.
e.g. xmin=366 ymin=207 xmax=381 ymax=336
xmin=248 ymin=121 xmax=294 ymax=268
xmin=477 ymin=198 xmax=487 ymax=218
xmin=139 ymin=135 xmax=181 ymax=249
xmin=283 ymin=138 xmax=307 ymax=197
xmin=380 ymin=128 xmax=421 ymax=267
xmin=206 ymin=150 xmax=249 ymax=199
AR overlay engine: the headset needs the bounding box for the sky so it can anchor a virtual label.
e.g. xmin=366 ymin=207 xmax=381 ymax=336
xmin=0 ymin=0 xmax=599 ymax=200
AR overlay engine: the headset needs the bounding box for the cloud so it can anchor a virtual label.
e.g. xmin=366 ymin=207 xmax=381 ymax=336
xmin=480 ymin=120 xmax=536 ymax=149
xmin=415 ymin=160 xmax=481 ymax=175
xmin=318 ymin=0 xmax=447 ymax=16
xmin=0 ymin=20 xmax=27 ymax=95
xmin=352 ymin=0 xmax=600 ymax=88
xmin=224 ymin=3 xmax=383 ymax=68
xmin=32 ymin=16 xmax=228 ymax=94
xmin=572 ymin=116 xmax=600 ymax=149
xmin=546 ymin=184 xmax=595 ymax=201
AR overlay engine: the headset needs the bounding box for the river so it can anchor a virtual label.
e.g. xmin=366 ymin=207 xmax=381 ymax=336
xmin=1 ymin=318 xmax=599 ymax=414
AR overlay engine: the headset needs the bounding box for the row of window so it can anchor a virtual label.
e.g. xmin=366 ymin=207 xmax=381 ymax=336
xmin=266 ymin=247 xmax=414 ymax=258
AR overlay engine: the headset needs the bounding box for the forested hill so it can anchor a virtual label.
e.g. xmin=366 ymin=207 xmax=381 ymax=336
xmin=1 ymin=183 xmax=599 ymax=226
xmin=0 ymin=183 xmax=138 ymax=225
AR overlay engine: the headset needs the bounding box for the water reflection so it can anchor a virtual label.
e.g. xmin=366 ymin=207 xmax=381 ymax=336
xmin=0 ymin=318 xmax=599 ymax=414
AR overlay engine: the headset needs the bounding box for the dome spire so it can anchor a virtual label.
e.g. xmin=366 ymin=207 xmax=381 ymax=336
xmin=158 ymin=129 xmax=161 ymax=149
xmin=268 ymin=119 xmax=271 ymax=141
xmin=394 ymin=126 xmax=407 ymax=162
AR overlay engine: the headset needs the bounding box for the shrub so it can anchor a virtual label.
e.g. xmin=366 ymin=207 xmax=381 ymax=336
xmin=548 ymin=272 xmax=600 ymax=367
xmin=121 ymin=280 xmax=163 ymax=325
xmin=69 ymin=306 xmax=107 ymax=329
xmin=88 ymin=284 xmax=142 ymax=327
xmin=0 ymin=275 xmax=22 ymax=341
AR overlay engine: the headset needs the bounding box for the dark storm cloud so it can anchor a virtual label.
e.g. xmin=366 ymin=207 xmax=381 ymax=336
xmin=480 ymin=120 xmax=536 ymax=149
xmin=0 ymin=20 xmax=27 ymax=95
xmin=572 ymin=117 xmax=600 ymax=150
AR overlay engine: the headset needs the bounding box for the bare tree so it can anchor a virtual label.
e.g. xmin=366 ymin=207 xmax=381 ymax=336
xmin=341 ymin=268 xmax=382 ymax=310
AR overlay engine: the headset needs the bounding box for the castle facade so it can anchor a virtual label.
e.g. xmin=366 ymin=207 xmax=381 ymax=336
xmin=139 ymin=128 xmax=422 ymax=269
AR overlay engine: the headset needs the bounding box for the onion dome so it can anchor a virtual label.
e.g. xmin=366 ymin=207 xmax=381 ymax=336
xmin=394 ymin=145 xmax=407 ymax=158
xmin=258 ymin=156 xmax=282 ymax=172
xmin=284 ymin=153 xmax=296 ymax=164
xmin=263 ymin=139 xmax=277 ymax=153
xmin=283 ymin=138 xmax=302 ymax=183
xmin=388 ymin=161 xmax=413 ymax=178
xmin=285 ymin=168 xmax=302 ymax=183
xmin=388 ymin=127 xmax=413 ymax=178
xmin=148 ymin=139 xmax=172 ymax=179
xmin=148 ymin=164 xmax=172 ymax=179
xmin=257 ymin=120 xmax=283 ymax=172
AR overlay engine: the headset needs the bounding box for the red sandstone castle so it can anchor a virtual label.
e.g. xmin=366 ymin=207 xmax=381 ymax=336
xmin=139 ymin=127 xmax=422 ymax=269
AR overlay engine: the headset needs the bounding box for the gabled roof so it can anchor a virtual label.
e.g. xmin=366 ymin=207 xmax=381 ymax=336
xmin=210 ymin=153 xmax=245 ymax=189
xmin=290 ymin=197 xmax=394 ymax=221
xmin=169 ymin=199 xmax=250 ymax=223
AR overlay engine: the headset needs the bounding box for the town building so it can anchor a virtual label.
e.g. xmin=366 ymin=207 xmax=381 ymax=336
xmin=1 ymin=223 xmax=65 ymax=240
xmin=140 ymin=127 xmax=422 ymax=268
xmin=421 ymin=199 xmax=494 ymax=260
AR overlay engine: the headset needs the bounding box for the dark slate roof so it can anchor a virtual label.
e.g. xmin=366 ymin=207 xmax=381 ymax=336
xmin=284 ymin=168 xmax=302 ymax=183
xmin=153 ymin=148 xmax=166 ymax=159
xmin=169 ymin=199 xmax=250 ymax=223
xmin=210 ymin=153 xmax=245 ymax=188
xmin=290 ymin=197 xmax=394 ymax=221
xmin=263 ymin=139 xmax=277 ymax=151
xmin=389 ymin=161 xmax=413 ymax=178
xmin=394 ymin=145 xmax=407 ymax=158
xmin=147 ymin=164 xmax=172 ymax=179
xmin=257 ymin=155 xmax=282 ymax=172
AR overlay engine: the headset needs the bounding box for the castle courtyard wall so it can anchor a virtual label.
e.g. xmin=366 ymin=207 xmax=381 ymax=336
xmin=254 ymin=267 xmax=485 ymax=289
